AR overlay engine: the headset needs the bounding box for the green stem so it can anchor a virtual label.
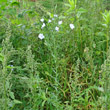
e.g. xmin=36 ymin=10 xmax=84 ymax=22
xmin=107 ymin=27 xmax=109 ymax=51
xmin=3 ymin=59 xmax=8 ymax=110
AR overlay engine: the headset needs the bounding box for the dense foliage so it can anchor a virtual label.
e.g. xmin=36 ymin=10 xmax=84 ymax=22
xmin=0 ymin=0 xmax=110 ymax=110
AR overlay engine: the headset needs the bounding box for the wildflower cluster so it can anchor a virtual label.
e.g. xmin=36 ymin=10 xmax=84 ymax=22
xmin=38 ymin=14 xmax=75 ymax=40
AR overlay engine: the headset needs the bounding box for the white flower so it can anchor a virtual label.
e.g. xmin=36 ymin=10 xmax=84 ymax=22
xmin=38 ymin=33 xmax=45 ymax=40
xmin=70 ymin=24 xmax=75 ymax=30
xmin=40 ymin=18 xmax=44 ymax=22
xmin=41 ymin=23 xmax=46 ymax=29
xmin=58 ymin=21 xmax=62 ymax=25
xmin=55 ymin=26 xmax=59 ymax=31
xmin=54 ymin=14 xmax=58 ymax=17
xmin=48 ymin=19 xmax=52 ymax=23
xmin=98 ymin=87 xmax=104 ymax=92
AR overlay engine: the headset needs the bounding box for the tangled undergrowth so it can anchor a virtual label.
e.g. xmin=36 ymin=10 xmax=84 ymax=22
xmin=0 ymin=0 xmax=110 ymax=110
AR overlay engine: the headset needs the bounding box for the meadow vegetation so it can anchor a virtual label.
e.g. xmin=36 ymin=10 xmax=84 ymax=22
xmin=0 ymin=0 xmax=110 ymax=110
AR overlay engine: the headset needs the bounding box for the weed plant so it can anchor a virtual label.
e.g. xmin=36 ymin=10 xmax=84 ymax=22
xmin=0 ymin=0 xmax=110 ymax=110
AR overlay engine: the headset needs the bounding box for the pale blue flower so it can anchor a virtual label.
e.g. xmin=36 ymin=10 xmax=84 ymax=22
xmin=38 ymin=34 xmax=45 ymax=40
xmin=55 ymin=27 xmax=59 ymax=31
xmin=58 ymin=21 xmax=62 ymax=25
xmin=40 ymin=18 xmax=44 ymax=22
xmin=70 ymin=24 xmax=75 ymax=30
xmin=41 ymin=23 xmax=46 ymax=29
xmin=54 ymin=14 xmax=58 ymax=17
xmin=48 ymin=19 xmax=52 ymax=23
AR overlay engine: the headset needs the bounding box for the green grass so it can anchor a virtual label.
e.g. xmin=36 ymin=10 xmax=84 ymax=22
xmin=0 ymin=0 xmax=110 ymax=110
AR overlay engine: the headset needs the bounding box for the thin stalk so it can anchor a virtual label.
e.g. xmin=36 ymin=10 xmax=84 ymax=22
xmin=3 ymin=58 xmax=8 ymax=110
xmin=106 ymin=27 xmax=109 ymax=51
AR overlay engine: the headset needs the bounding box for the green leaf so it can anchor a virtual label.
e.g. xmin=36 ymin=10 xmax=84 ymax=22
xmin=0 ymin=53 xmax=4 ymax=62
xmin=0 ymin=0 xmax=7 ymax=3
xmin=14 ymin=100 xmax=22 ymax=104
xmin=0 ymin=48 xmax=2 ymax=51
xmin=6 ymin=81 xmax=10 ymax=89
xmin=78 ymin=7 xmax=87 ymax=13
xmin=9 ymin=92 xmax=15 ymax=99
xmin=10 ymin=1 xmax=20 ymax=7
xmin=7 ymin=65 xmax=15 ymax=69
